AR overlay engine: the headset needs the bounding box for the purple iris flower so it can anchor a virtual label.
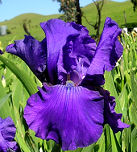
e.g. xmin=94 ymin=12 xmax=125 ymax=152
xmin=6 ymin=17 xmax=129 ymax=151
xmin=0 ymin=50 xmax=3 ymax=55
xmin=0 ymin=117 xmax=18 ymax=152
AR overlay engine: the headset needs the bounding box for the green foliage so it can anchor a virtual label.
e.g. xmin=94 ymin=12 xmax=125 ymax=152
xmin=0 ymin=55 xmax=38 ymax=95
xmin=58 ymin=0 xmax=77 ymax=22
xmin=131 ymin=0 xmax=137 ymax=11
xmin=54 ymin=0 xmax=82 ymax=24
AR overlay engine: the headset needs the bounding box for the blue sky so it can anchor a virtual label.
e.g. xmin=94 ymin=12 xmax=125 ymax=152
xmin=0 ymin=0 xmax=127 ymax=22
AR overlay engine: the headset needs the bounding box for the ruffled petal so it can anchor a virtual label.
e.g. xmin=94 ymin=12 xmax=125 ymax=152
xmin=68 ymin=22 xmax=96 ymax=60
xmin=59 ymin=34 xmax=96 ymax=84
xmin=6 ymin=36 xmax=47 ymax=82
xmin=24 ymin=83 xmax=104 ymax=150
xmin=81 ymin=17 xmax=123 ymax=86
xmin=0 ymin=117 xmax=18 ymax=152
xmin=99 ymin=88 xmax=129 ymax=132
xmin=40 ymin=19 xmax=96 ymax=84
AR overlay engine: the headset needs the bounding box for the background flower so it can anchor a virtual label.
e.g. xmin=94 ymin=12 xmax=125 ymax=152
xmin=0 ymin=117 xmax=18 ymax=152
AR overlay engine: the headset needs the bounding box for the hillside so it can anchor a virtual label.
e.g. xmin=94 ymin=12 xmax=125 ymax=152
xmin=82 ymin=0 xmax=137 ymax=35
xmin=0 ymin=13 xmax=60 ymax=47
xmin=0 ymin=0 xmax=137 ymax=48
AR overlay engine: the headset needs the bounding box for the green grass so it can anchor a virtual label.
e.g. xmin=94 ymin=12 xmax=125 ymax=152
xmin=0 ymin=0 xmax=137 ymax=48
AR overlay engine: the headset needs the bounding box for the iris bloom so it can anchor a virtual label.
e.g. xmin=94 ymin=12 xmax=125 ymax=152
xmin=6 ymin=17 xmax=129 ymax=151
xmin=0 ymin=50 xmax=3 ymax=55
xmin=0 ymin=117 xmax=18 ymax=152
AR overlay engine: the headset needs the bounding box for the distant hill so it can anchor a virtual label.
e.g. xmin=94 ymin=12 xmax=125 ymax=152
xmin=0 ymin=13 xmax=60 ymax=47
xmin=0 ymin=0 xmax=137 ymax=48
xmin=82 ymin=0 xmax=137 ymax=35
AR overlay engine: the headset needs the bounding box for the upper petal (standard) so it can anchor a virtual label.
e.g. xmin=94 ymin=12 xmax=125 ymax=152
xmin=81 ymin=17 xmax=123 ymax=86
xmin=40 ymin=19 xmax=96 ymax=84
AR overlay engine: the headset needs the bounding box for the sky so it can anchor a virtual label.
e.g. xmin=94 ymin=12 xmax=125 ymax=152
xmin=0 ymin=0 xmax=127 ymax=22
